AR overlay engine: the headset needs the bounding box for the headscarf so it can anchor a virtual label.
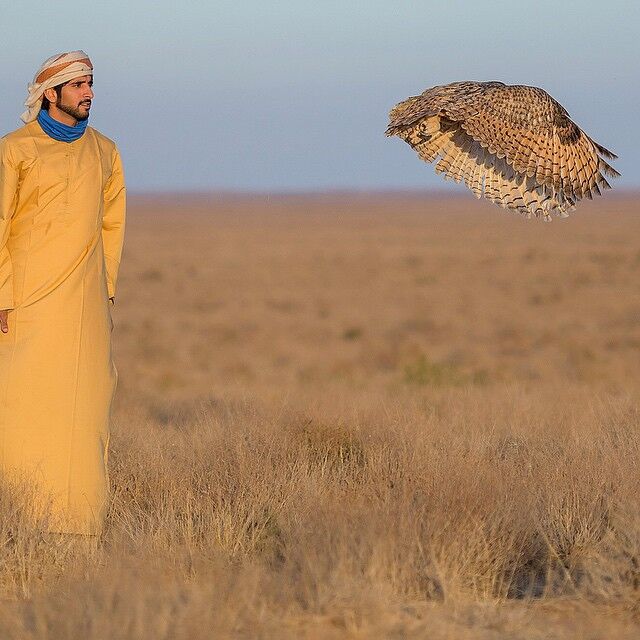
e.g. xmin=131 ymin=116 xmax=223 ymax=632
xmin=21 ymin=50 xmax=93 ymax=124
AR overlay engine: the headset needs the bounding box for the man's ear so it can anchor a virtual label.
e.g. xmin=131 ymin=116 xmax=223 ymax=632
xmin=43 ymin=86 xmax=57 ymax=103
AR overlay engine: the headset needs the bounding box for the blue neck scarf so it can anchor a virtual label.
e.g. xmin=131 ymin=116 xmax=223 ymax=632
xmin=37 ymin=108 xmax=88 ymax=142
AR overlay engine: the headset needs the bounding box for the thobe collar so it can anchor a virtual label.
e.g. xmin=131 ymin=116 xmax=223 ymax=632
xmin=37 ymin=108 xmax=88 ymax=143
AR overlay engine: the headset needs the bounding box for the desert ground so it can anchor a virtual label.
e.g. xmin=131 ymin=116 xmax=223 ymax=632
xmin=1 ymin=192 xmax=639 ymax=638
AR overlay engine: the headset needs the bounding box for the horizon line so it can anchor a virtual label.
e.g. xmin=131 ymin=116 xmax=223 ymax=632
xmin=127 ymin=187 xmax=640 ymax=199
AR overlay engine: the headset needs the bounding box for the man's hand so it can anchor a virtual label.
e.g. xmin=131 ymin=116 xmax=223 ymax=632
xmin=0 ymin=309 xmax=9 ymax=334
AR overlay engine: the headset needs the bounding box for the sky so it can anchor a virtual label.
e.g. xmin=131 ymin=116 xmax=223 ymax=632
xmin=1 ymin=0 xmax=638 ymax=192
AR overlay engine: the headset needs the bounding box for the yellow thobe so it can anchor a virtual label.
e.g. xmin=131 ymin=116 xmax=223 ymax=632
xmin=0 ymin=120 xmax=126 ymax=535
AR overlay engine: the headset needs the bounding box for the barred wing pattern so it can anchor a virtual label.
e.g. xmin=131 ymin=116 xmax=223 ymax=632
xmin=386 ymin=82 xmax=619 ymax=219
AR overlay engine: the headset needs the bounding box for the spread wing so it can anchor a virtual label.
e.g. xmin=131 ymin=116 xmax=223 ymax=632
xmin=386 ymin=81 xmax=620 ymax=220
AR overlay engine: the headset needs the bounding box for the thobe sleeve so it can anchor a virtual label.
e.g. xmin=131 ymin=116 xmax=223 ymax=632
xmin=102 ymin=146 xmax=126 ymax=302
xmin=0 ymin=139 xmax=18 ymax=311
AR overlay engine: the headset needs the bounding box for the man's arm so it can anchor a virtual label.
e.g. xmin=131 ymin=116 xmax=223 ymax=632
xmin=102 ymin=146 xmax=126 ymax=304
xmin=0 ymin=139 xmax=18 ymax=332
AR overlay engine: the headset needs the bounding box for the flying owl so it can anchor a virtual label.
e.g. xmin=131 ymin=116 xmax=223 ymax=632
xmin=386 ymin=81 xmax=620 ymax=220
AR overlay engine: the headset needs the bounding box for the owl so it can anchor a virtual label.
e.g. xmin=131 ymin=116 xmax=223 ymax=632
xmin=386 ymin=81 xmax=620 ymax=220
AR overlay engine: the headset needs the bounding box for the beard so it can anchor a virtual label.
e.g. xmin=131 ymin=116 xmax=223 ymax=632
xmin=56 ymin=98 xmax=91 ymax=122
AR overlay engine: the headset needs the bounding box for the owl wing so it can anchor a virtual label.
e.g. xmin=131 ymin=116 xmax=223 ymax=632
xmin=386 ymin=82 xmax=620 ymax=219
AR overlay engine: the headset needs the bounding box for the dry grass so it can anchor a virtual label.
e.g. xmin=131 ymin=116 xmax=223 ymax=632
xmin=1 ymin=193 xmax=640 ymax=638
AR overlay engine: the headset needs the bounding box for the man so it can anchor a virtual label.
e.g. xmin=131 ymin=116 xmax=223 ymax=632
xmin=0 ymin=51 xmax=126 ymax=537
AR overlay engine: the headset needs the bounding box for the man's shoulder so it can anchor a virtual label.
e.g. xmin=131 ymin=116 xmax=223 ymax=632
xmin=2 ymin=122 xmax=39 ymax=145
xmin=87 ymin=126 xmax=119 ymax=153
xmin=1 ymin=122 xmax=40 ymax=158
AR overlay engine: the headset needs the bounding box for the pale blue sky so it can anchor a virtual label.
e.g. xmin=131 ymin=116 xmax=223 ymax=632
xmin=1 ymin=1 xmax=638 ymax=191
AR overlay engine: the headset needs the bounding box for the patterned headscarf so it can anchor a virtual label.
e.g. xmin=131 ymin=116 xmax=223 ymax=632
xmin=21 ymin=50 xmax=93 ymax=124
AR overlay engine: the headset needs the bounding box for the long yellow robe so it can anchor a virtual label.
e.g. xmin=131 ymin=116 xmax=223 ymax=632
xmin=0 ymin=120 xmax=126 ymax=536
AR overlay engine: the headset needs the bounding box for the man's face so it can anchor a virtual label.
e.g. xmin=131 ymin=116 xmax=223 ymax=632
xmin=56 ymin=75 xmax=94 ymax=121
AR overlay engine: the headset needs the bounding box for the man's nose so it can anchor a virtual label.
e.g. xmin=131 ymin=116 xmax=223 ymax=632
xmin=84 ymin=86 xmax=94 ymax=99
